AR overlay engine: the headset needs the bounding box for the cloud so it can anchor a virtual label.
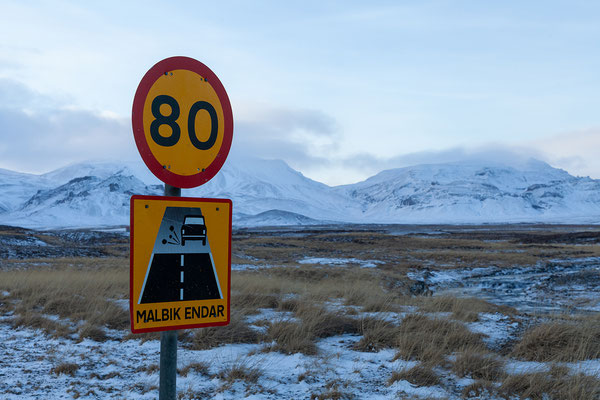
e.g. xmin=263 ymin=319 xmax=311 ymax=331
xmin=333 ymin=144 xmax=546 ymax=179
xmin=528 ymin=128 xmax=600 ymax=178
xmin=231 ymin=105 xmax=340 ymax=169
xmin=0 ymin=80 xmax=341 ymax=176
xmin=0 ymin=79 xmax=136 ymax=173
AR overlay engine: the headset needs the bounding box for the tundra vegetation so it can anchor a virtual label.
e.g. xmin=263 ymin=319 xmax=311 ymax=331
xmin=1 ymin=224 xmax=600 ymax=399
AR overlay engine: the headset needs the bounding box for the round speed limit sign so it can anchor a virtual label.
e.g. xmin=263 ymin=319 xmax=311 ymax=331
xmin=132 ymin=57 xmax=233 ymax=188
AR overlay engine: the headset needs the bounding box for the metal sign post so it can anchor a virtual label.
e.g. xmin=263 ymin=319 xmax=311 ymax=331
xmin=160 ymin=183 xmax=180 ymax=400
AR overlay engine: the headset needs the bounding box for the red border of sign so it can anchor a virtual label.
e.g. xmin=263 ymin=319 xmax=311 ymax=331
xmin=132 ymin=57 xmax=234 ymax=189
xmin=129 ymin=195 xmax=232 ymax=333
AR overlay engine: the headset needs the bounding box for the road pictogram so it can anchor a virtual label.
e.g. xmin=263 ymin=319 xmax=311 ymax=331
xmin=139 ymin=206 xmax=222 ymax=304
xmin=130 ymin=196 xmax=231 ymax=333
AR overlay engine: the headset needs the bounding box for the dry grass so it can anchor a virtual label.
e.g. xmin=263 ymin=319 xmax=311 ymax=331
xmin=265 ymin=320 xmax=318 ymax=355
xmin=265 ymin=303 xmax=360 ymax=355
xmin=500 ymin=365 xmax=600 ymax=400
xmin=451 ymin=349 xmax=505 ymax=381
xmin=178 ymin=362 xmax=210 ymax=377
xmin=78 ymin=322 xmax=108 ymax=342
xmin=232 ymin=228 xmax=600 ymax=270
xmin=216 ymin=359 xmax=262 ymax=385
xmin=2 ymin=225 xmax=600 ymax=398
xmin=511 ymin=320 xmax=600 ymax=362
xmin=352 ymin=318 xmax=399 ymax=352
xmin=0 ymin=261 xmax=128 ymax=338
xmin=51 ymin=362 xmax=80 ymax=377
xmin=388 ymin=365 xmax=440 ymax=387
xmin=183 ymin=311 xmax=260 ymax=350
xmin=394 ymin=314 xmax=485 ymax=365
xmin=12 ymin=313 xmax=73 ymax=338
xmin=310 ymin=380 xmax=353 ymax=400
xmin=417 ymin=295 xmax=515 ymax=322
xmin=461 ymin=380 xmax=500 ymax=398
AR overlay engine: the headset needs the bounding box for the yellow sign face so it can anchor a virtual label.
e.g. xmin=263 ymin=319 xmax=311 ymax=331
xmin=142 ymin=69 xmax=225 ymax=176
xmin=130 ymin=195 xmax=231 ymax=333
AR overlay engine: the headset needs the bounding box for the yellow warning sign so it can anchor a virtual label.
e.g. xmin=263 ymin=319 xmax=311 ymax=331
xmin=130 ymin=195 xmax=231 ymax=333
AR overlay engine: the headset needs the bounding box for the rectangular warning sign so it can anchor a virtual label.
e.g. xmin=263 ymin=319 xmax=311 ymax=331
xmin=130 ymin=195 xmax=231 ymax=333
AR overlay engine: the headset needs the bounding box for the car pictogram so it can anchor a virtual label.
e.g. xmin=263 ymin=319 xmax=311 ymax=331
xmin=181 ymin=215 xmax=207 ymax=246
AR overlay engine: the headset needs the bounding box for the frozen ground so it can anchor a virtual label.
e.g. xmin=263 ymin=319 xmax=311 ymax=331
xmin=2 ymin=224 xmax=600 ymax=398
xmin=409 ymin=257 xmax=600 ymax=314
xmin=1 ymin=307 xmax=599 ymax=400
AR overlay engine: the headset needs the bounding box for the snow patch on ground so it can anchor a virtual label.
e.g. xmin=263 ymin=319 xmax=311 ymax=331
xmin=299 ymin=257 xmax=385 ymax=268
xmin=389 ymin=379 xmax=448 ymax=399
xmin=467 ymin=313 xmax=520 ymax=349
xmin=232 ymin=264 xmax=283 ymax=271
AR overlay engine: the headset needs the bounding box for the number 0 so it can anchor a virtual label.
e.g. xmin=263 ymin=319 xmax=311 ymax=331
xmin=188 ymin=101 xmax=218 ymax=150
xmin=149 ymin=96 xmax=218 ymax=150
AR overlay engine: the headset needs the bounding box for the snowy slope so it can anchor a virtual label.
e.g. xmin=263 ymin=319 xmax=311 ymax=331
xmin=3 ymin=171 xmax=163 ymax=228
xmin=234 ymin=209 xmax=328 ymax=227
xmin=1 ymin=156 xmax=600 ymax=228
xmin=0 ymin=168 xmax=55 ymax=214
xmin=336 ymin=160 xmax=600 ymax=224
xmin=186 ymin=156 xmax=357 ymax=222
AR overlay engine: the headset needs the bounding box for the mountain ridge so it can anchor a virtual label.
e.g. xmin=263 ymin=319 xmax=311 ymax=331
xmin=1 ymin=156 xmax=599 ymax=228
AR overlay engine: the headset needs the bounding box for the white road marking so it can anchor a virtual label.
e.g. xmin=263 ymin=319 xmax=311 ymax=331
xmin=181 ymin=254 xmax=184 ymax=266
xmin=180 ymin=288 xmax=184 ymax=301
xmin=180 ymin=271 xmax=184 ymax=283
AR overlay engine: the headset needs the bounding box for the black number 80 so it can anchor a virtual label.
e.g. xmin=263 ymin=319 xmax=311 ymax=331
xmin=150 ymin=95 xmax=218 ymax=150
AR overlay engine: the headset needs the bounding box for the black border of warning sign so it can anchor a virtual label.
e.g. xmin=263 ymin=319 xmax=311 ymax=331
xmin=132 ymin=57 xmax=234 ymax=189
xmin=129 ymin=195 xmax=232 ymax=333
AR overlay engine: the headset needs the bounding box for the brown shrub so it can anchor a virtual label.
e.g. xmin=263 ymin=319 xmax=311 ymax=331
xmin=183 ymin=311 xmax=260 ymax=350
xmin=265 ymin=303 xmax=360 ymax=355
xmin=217 ymin=361 xmax=262 ymax=384
xmin=394 ymin=314 xmax=485 ymax=365
xmin=51 ymin=362 xmax=79 ymax=376
xmin=417 ymin=295 xmax=515 ymax=322
xmin=0 ymin=264 xmax=129 ymax=335
xmin=511 ymin=321 xmax=600 ymax=362
xmin=461 ymin=380 xmax=500 ymax=398
xmin=500 ymin=366 xmax=600 ymax=400
xmin=388 ymin=365 xmax=440 ymax=387
xmin=298 ymin=308 xmax=360 ymax=339
xmin=78 ymin=323 xmax=108 ymax=342
xmin=124 ymin=331 xmax=160 ymax=343
xmin=12 ymin=313 xmax=72 ymax=338
xmin=353 ymin=318 xmax=399 ymax=352
xmin=266 ymin=320 xmax=317 ymax=355
xmin=179 ymin=362 xmax=210 ymax=377
xmin=310 ymin=380 xmax=353 ymax=400
xmin=452 ymin=349 xmax=505 ymax=381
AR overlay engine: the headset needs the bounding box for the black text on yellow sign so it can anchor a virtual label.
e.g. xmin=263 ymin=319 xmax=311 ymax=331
xmin=129 ymin=195 xmax=232 ymax=333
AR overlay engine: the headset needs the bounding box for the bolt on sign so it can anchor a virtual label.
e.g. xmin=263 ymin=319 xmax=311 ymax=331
xmin=132 ymin=56 xmax=233 ymax=188
xmin=130 ymin=196 xmax=232 ymax=333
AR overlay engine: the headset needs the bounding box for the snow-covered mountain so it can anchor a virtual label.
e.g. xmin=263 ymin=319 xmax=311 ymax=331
xmin=1 ymin=156 xmax=600 ymax=228
xmin=186 ymin=156 xmax=357 ymax=222
xmin=2 ymin=165 xmax=163 ymax=228
xmin=336 ymin=159 xmax=600 ymax=224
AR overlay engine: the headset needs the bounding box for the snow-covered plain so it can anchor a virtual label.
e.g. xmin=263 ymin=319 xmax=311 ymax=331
xmin=2 ymin=262 xmax=600 ymax=399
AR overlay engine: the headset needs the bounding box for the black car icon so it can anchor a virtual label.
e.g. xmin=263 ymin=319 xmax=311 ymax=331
xmin=181 ymin=215 xmax=207 ymax=246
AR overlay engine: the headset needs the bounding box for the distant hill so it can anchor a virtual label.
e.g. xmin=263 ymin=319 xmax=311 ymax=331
xmin=1 ymin=156 xmax=599 ymax=229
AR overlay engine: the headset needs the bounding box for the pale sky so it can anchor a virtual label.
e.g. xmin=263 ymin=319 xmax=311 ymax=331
xmin=1 ymin=0 xmax=600 ymax=185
